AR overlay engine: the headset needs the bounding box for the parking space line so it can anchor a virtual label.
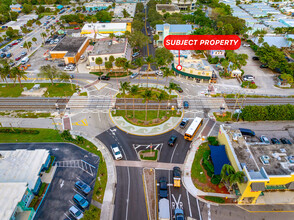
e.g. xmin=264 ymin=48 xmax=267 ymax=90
xmin=64 ymin=213 xmax=72 ymax=220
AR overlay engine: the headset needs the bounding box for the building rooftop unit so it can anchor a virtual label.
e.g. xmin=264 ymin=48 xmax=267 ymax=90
xmin=0 ymin=182 xmax=28 ymax=220
xmin=89 ymin=38 xmax=127 ymax=56
xmin=52 ymin=37 xmax=88 ymax=54
xmin=0 ymin=149 xmax=49 ymax=189
xmin=223 ymin=126 xmax=294 ymax=177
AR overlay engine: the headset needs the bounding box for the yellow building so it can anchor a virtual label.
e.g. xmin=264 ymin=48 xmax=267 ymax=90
xmin=218 ymin=125 xmax=294 ymax=205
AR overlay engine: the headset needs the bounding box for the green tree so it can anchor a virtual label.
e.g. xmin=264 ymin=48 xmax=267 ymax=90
xmin=228 ymin=171 xmax=245 ymax=190
xmin=165 ymin=81 xmax=178 ymax=110
xmin=95 ymin=57 xmax=103 ymax=72
xmin=142 ymin=89 xmax=153 ymax=122
xmin=122 ymin=9 xmax=130 ymax=18
xmin=129 ymin=84 xmax=139 ymax=118
xmin=22 ymin=3 xmax=33 ymax=14
xmin=40 ymin=32 xmax=47 ymax=44
xmin=220 ymin=164 xmax=235 ymax=184
xmin=221 ymin=59 xmax=230 ymax=74
xmin=119 ymin=81 xmax=131 ymax=116
xmin=11 ymin=67 xmax=27 ymax=87
xmin=36 ymin=20 xmax=41 ymax=26
xmin=132 ymin=20 xmax=144 ymax=32
xmin=38 ymin=65 xmax=60 ymax=85
xmin=32 ymin=37 xmax=37 ymax=45
xmin=156 ymin=91 xmax=167 ymax=121
xmin=162 ymin=68 xmax=174 ymax=84
xmin=145 ymin=55 xmax=154 ymax=87
xmin=128 ymin=31 xmax=148 ymax=48
xmin=280 ymin=73 xmax=293 ymax=84
xmin=105 ymin=61 xmax=113 ymax=73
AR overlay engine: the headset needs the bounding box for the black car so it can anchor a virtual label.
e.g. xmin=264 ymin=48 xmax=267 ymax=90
xmin=179 ymin=118 xmax=189 ymax=129
xmin=159 ymin=177 xmax=168 ymax=198
xmin=58 ymin=63 xmax=66 ymax=67
xmin=252 ymin=56 xmax=259 ymax=60
xmin=271 ymin=138 xmax=281 ymax=144
xmin=280 ymin=138 xmax=292 ymax=145
xmin=98 ymin=75 xmax=110 ymax=80
xmin=260 ymin=64 xmax=268 ymax=68
xmin=168 ymin=135 xmax=177 ymax=146
xmin=177 ymin=87 xmax=183 ymax=93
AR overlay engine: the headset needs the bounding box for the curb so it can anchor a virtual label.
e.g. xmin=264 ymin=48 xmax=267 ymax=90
xmin=70 ymin=131 xmax=117 ymax=220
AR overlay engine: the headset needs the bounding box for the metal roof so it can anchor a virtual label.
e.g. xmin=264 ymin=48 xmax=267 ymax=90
xmin=156 ymin=24 xmax=192 ymax=33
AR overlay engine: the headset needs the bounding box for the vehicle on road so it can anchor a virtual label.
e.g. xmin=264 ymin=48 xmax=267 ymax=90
xmin=239 ymin=128 xmax=255 ymax=137
xmin=69 ymin=206 xmax=83 ymax=219
xmin=73 ymin=194 xmax=89 ymax=209
xmin=252 ymin=56 xmax=259 ymax=60
xmin=280 ymin=138 xmax=292 ymax=145
xmin=243 ymin=43 xmax=250 ymax=47
xmin=111 ymin=144 xmax=123 ymax=160
xmin=271 ymin=138 xmax=281 ymax=144
xmin=179 ymin=118 xmax=189 ymax=129
xmin=173 ymin=167 xmax=181 ymax=187
xmin=158 ymin=198 xmax=170 ymax=220
xmin=11 ymin=42 xmax=18 ymax=46
xmin=260 ymin=135 xmax=270 ymax=144
xmin=175 ymin=207 xmax=185 ymax=220
xmin=58 ymin=63 xmax=66 ymax=67
xmin=156 ymin=71 xmax=163 ymax=76
xmin=130 ymin=72 xmax=139 ymax=79
xmin=64 ymin=65 xmax=75 ymax=71
xmin=168 ymin=135 xmax=177 ymax=146
xmin=132 ymin=52 xmax=140 ymax=58
xmin=80 ymin=55 xmax=85 ymax=60
xmin=21 ymin=57 xmax=29 ymax=65
xmin=183 ymin=101 xmax=189 ymax=109
xmin=98 ymin=75 xmax=110 ymax=80
xmin=242 ymin=75 xmax=255 ymax=82
xmin=70 ymin=74 xmax=74 ymax=79
xmin=176 ymin=87 xmax=183 ymax=93
xmin=74 ymin=27 xmax=80 ymax=30
xmin=184 ymin=117 xmax=203 ymax=141
xmin=75 ymin=181 xmax=91 ymax=195
xmin=260 ymin=64 xmax=268 ymax=68
xmin=159 ymin=177 xmax=168 ymax=198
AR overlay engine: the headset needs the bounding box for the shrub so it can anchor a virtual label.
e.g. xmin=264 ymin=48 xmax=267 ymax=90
xmin=202 ymin=160 xmax=214 ymax=177
xmin=29 ymin=196 xmax=38 ymax=208
xmin=0 ymin=128 xmax=39 ymax=134
xmin=207 ymin=136 xmax=219 ymax=146
xmin=61 ymin=130 xmax=73 ymax=141
xmin=203 ymin=150 xmax=211 ymax=161
xmin=38 ymin=183 xmax=47 ymax=196
xmin=211 ymin=175 xmax=221 ymax=185
xmin=204 ymin=196 xmax=225 ymax=203
xmin=76 ymin=136 xmax=85 ymax=144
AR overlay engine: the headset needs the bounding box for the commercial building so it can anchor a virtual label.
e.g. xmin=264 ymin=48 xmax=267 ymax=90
xmin=57 ymin=5 xmax=64 ymax=10
xmin=10 ymin=4 xmax=22 ymax=13
xmin=218 ymin=125 xmax=294 ymax=205
xmin=0 ymin=149 xmax=51 ymax=220
xmin=4 ymin=14 xmax=38 ymax=30
xmin=252 ymin=35 xmax=293 ymax=48
xmin=50 ymin=37 xmax=89 ymax=64
xmin=171 ymin=0 xmax=197 ymax=10
xmin=84 ymin=2 xmax=111 ymax=11
xmin=156 ymin=4 xmax=180 ymax=15
xmin=87 ymin=38 xmax=131 ymax=71
xmin=171 ymin=51 xmax=215 ymax=83
xmin=81 ymin=22 xmax=132 ymax=37
xmin=110 ymin=3 xmax=136 ymax=18
xmin=155 ymin=24 xmax=193 ymax=47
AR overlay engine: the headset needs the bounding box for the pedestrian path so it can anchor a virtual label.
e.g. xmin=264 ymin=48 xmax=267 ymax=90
xmin=110 ymin=114 xmax=183 ymax=136
xmin=115 ymin=160 xmax=183 ymax=170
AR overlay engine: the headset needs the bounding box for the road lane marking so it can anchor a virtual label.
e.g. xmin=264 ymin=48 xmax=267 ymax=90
xmin=170 ymin=143 xmax=178 ymax=163
xmin=186 ymin=190 xmax=192 ymax=217
xmin=196 ymin=198 xmax=202 ymax=220
xmin=207 ymin=203 xmax=211 ymax=220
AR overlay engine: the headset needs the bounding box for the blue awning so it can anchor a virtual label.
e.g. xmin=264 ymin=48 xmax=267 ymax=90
xmin=209 ymin=145 xmax=230 ymax=175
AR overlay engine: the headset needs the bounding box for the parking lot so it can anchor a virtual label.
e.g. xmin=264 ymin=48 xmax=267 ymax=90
xmin=0 ymin=143 xmax=99 ymax=220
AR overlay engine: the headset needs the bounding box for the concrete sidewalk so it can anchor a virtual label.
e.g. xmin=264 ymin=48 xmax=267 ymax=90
xmin=183 ymin=139 xmax=237 ymax=199
xmin=115 ymin=160 xmax=183 ymax=170
xmin=109 ymin=114 xmax=183 ymax=136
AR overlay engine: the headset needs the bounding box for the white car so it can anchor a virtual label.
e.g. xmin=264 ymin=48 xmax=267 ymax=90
xmin=243 ymin=43 xmax=250 ymax=47
xmin=156 ymin=71 xmax=163 ymax=76
xmin=111 ymin=144 xmax=122 ymax=160
xmin=130 ymin=72 xmax=139 ymax=79
xmin=69 ymin=206 xmax=83 ymax=219
xmin=64 ymin=65 xmax=74 ymax=71
xmin=80 ymin=55 xmax=85 ymax=60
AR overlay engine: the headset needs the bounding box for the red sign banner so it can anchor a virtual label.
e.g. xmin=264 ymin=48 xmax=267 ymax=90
xmin=164 ymin=35 xmax=241 ymax=50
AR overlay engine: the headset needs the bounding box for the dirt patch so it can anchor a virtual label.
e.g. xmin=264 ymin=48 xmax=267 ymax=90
xmin=22 ymin=88 xmax=47 ymax=97
xmin=143 ymin=168 xmax=156 ymax=220
xmin=142 ymin=151 xmax=155 ymax=157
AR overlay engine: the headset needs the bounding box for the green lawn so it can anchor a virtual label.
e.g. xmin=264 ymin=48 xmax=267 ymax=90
xmin=213 ymin=112 xmax=232 ymax=122
xmin=191 ymin=143 xmax=209 ymax=184
xmin=116 ymin=87 xmax=177 ymax=100
xmin=204 ymin=196 xmax=225 ymax=203
xmin=140 ymin=149 xmax=158 ymax=161
xmin=79 ymin=92 xmax=87 ymax=96
xmin=89 ymin=72 xmax=103 ymax=76
xmin=290 ymin=54 xmax=294 ymax=59
xmin=0 ymin=83 xmax=76 ymax=97
xmin=82 ymin=205 xmax=101 ymax=220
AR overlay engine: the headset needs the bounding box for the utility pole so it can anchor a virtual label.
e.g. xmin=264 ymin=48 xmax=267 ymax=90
xmin=231 ymin=92 xmax=240 ymax=119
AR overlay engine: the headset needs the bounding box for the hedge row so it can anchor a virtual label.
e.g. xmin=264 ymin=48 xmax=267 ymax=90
xmin=240 ymin=104 xmax=294 ymax=121
xmin=0 ymin=128 xmax=40 ymax=134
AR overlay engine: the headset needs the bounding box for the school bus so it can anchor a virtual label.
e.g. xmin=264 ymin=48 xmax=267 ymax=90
xmin=184 ymin=117 xmax=203 ymax=141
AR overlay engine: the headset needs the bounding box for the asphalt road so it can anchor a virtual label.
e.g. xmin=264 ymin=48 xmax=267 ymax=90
xmin=0 ymin=143 xmax=99 ymax=220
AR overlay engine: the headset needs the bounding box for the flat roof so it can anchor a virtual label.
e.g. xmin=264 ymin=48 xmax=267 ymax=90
xmin=223 ymin=127 xmax=294 ymax=176
xmin=0 ymin=182 xmax=27 ymax=220
xmin=52 ymin=37 xmax=88 ymax=54
xmin=0 ymin=149 xmax=49 ymax=189
xmin=156 ymin=4 xmax=180 ymax=11
xmin=89 ymin=39 xmax=127 ymax=56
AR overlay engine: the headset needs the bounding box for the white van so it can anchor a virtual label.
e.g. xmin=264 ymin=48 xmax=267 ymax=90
xmin=21 ymin=57 xmax=29 ymax=65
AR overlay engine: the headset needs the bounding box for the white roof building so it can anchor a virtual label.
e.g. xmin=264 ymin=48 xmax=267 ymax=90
xmin=4 ymin=14 xmax=38 ymax=30
xmin=81 ymin=22 xmax=130 ymax=35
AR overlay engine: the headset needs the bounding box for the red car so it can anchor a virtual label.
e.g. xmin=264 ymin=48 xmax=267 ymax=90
xmin=15 ymin=56 xmax=21 ymax=61
xmin=74 ymin=27 xmax=80 ymax=30
xmin=12 ymin=42 xmax=18 ymax=45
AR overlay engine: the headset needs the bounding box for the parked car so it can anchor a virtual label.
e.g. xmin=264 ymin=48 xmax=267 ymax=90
xmin=156 ymin=71 xmax=163 ymax=76
xmin=132 ymin=52 xmax=140 ymax=58
xmin=0 ymin=53 xmax=6 ymax=58
xmin=260 ymin=64 xmax=268 ymax=68
xmin=239 ymin=128 xmax=255 ymax=137
xmin=183 ymin=101 xmax=189 ymax=109
xmin=21 ymin=57 xmax=29 ymax=65
xmin=15 ymin=56 xmax=21 ymax=61
xmin=9 ymin=62 xmax=15 ymax=67
xmin=179 ymin=118 xmax=189 ymax=129
xmin=242 ymin=75 xmax=255 ymax=82
xmin=280 ymin=138 xmax=292 ymax=145
xmin=252 ymin=56 xmax=259 ymax=60
xmin=11 ymin=42 xmax=18 ymax=46
xmin=58 ymin=63 xmax=66 ymax=67
xmin=243 ymin=43 xmax=250 ymax=47
xmin=260 ymin=135 xmax=270 ymax=144
xmin=73 ymin=194 xmax=89 ymax=209
xmin=130 ymin=72 xmax=139 ymax=79
xmin=75 ymin=181 xmax=91 ymax=195
xmin=64 ymin=65 xmax=75 ymax=71
xmin=111 ymin=144 xmax=123 ymax=160
xmin=159 ymin=177 xmax=168 ymax=198
xmin=168 ymin=135 xmax=177 ymax=146
xmin=98 ymin=75 xmax=110 ymax=80
xmin=6 ymin=53 xmax=11 ymax=58
xmin=271 ymin=138 xmax=281 ymax=144
xmin=20 ymin=43 xmax=24 ymax=48
xmin=69 ymin=206 xmax=83 ymax=220
xmin=177 ymin=87 xmax=183 ymax=93
xmin=74 ymin=27 xmax=80 ymax=30
xmin=21 ymin=51 xmax=27 ymax=56
xmin=70 ymin=74 xmax=74 ymax=79
xmin=80 ymin=55 xmax=85 ymax=60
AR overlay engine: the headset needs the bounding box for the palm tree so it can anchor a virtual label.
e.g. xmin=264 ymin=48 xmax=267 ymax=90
xmin=135 ymin=57 xmax=144 ymax=85
xmin=228 ymin=171 xmax=245 ymax=190
xmin=123 ymin=61 xmax=132 ymax=82
xmin=40 ymin=32 xmax=47 ymax=44
xmin=220 ymin=164 xmax=235 ymax=184
xmin=105 ymin=61 xmax=113 ymax=74
xmin=153 ymin=34 xmax=159 ymax=46
xmin=38 ymin=65 xmax=60 ymax=85
xmin=32 ymin=37 xmax=37 ymax=45
xmin=109 ymin=33 xmax=115 ymax=41
xmin=162 ymin=68 xmax=174 ymax=85
xmin=156 ymin=91 xmax=167 ymax=121
xmin=109 ymin=55 xmax=115 ymax=72
xmin=145 ymin=55 xmax=154 ymax=88
xmin=95 ymin=57 xmax=103 ymax=72
xmin=11 ymin=67 xmax=27 ymax=87
xmin=119 ymin=81 xmax=131 ymax=116
xmin=129 ymin=84 xmax=139 ymax=118
xmin=0 ymin=66 xmax=9 ymax=84
xmin=165 ymin=81 xmax=178 ymax=110
xmin=142 ymin=89 xmax=153 ymax=122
